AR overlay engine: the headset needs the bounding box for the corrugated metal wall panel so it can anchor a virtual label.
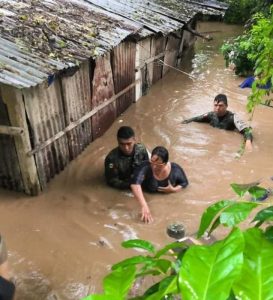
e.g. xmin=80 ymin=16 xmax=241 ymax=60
xmin=91 ymin=54 xmax=116 ymax=139
xmin=152 ymin=35 xmax=167 ymax=84
xmin=111 ymin=41 xmax=136 ymax=115
xmin=23 ymin=81 xmax=70 ymax=189
xmin=61 ymin=61 xmax=93 ymax=159
xmin=0 ymin=90 xmax=24 ymax=192
xmin=163 ymin=32 xmax=182 ymax=76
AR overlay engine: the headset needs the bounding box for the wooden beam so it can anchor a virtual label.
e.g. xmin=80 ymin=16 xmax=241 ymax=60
xmin=27 ymin=80 xmax=140 ymax=157
xmin=0 ymin=125 xmax=24 ymax=136
xmin=1 ymin=85 xmax=41 ymax=195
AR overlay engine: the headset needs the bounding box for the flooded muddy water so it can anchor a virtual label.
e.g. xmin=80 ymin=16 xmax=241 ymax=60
xmin=1 ymin=22 xmax=273 ymax=299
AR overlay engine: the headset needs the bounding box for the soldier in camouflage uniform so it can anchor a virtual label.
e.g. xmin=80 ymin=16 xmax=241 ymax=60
xmin=105 ymin=126 xmax=149 ymax=189
xmin=182 ymin=94 xmax=253 ymax=150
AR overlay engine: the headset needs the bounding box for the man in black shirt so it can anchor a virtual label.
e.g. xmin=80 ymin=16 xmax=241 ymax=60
xmin=182 ymin=94 xmax=253 ymax=151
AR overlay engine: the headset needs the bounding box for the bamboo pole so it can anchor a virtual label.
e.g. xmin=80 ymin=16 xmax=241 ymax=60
xmin=0 ymin=125 xmax=24 ymax=136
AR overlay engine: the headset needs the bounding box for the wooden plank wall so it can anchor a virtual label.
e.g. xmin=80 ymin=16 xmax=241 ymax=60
xmin=0 ymin=89 xmax=24 ymax=192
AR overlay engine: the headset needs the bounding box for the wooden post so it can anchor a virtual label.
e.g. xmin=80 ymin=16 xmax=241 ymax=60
xmin=1 ymin=85 xmax=41 ymax=195
xmin=0 ymin=125 xmax=24 ymax=136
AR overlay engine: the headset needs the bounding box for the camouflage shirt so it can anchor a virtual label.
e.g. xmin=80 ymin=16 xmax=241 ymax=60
xmin=104 ymin=143 xmax=149 ymax=189
xmin=188 ymin=111 xmax=253 ymax=141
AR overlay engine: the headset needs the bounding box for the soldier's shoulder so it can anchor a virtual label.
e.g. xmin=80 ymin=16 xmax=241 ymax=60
xmin=135 ymin=143 xmax=148 ymax=152
xmin=105 ymin=147 xmax=119 ymax=161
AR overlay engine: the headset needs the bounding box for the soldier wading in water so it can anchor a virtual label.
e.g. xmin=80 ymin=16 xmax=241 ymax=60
xmin=104 ymin=126 xmax=149 ymax=190
xmin=181 ymin=94 xmax=253 ymax=151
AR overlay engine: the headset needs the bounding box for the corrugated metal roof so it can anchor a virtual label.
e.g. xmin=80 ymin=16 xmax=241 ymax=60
xmin=0 ymin=0 xmax=227 ymax=89
xmin=0 ymin=0 xmax=141 ymax=88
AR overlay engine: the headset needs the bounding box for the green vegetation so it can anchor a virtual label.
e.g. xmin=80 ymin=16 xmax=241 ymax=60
xmin=221 ymin=5 xmax=273 ymax=113
xmin=83 ymin=183 xmax=273 ymax=300
xmin=219 ymin=0 xmax=272 ymax=24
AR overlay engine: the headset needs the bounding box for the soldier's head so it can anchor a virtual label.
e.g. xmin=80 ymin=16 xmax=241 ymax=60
xmin=117 ymin=126 xmax=136 ymax=156
xmin=214 ymin=94 xmax=228 ymax=117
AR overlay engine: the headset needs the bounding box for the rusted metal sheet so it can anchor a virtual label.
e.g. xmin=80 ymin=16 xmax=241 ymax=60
xmin=61 ymin=61 xmax=93 ymax=159
xmin=135 ymin=38 xmax=154 ymax=100
xmin=111 ymin=41 xmax=136 ymax=115
xmin=0 ymin=89 xmax=24 ymax=192
xmin=152 ymin=35 xmax=166 ymax=84
xmin=91 ymin=53 xmax=116 ymax=139
xmin=163 ymin=31 xmax=182 ymax=76
xmin=23 ymin=80 xmax=70 ymax=189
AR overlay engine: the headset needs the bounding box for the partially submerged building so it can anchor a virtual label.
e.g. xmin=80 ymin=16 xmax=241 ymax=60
xmin=0 ymin=0 xmax=227 ymax=194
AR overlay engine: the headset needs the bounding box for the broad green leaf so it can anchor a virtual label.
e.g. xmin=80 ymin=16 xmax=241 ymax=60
xmin=140 ymin=258 xmax=171 ymax=274
xmin=122 ymin=239 xmax=155 ymax=254
xmin=144 ymin=275 xmax=176 ymax=296
xmin=220 ymin=202 xmax=258 ymax=227
xmin=136 ymin=269 xmax=161 ymax=277
xmin=151 ymin=259 xmax=172 ymax=273
xmin=231 ymin=183 xmax=253 ymax=197
xmin=231 ymin=182 xmax=261 ymax=194
xmin=146 ymin=276 xmax=178 ymax=300
xmin=179 ymin=228 xmax=244 ymax=300
xmin=252 ymin=206 xmax=273 ymax=226
xmin=112 ymin=255 xmax=154 ymax=270
xmin=233 ymin=228 xmax=273 ymax=300
xmin=265 ymin=226 xmax=273 ymax=242
xmin=197 ymin=200 xmax=233 ymax=238
xmin=248 ymin=186 xmax=268 ymax=201
xmin=155 ymin=241 xmax=186 ymax=258
xmin=208 ymin=216 xmax=220 ymax=235
xmin=103 ymin=266 xmax=136 ymax=298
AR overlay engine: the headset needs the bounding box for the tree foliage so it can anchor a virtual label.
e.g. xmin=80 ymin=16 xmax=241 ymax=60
xmin=219 ymin=0 xmax=273 ymax=24
xmin=83 ymin=183 xmax=273 ymax=300
xmin=221 ymin=6 xmax=273 ymax=112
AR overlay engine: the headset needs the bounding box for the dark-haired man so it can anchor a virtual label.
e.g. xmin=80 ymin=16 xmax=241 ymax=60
xmin=181 ymin=94 xmax=253 ymax=150
xmin=105 ymin=126 xmax=149 ymax=189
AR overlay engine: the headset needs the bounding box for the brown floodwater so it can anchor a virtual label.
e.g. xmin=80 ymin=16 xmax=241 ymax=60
xmin=0 ymin=21 xmax=273 ymax=299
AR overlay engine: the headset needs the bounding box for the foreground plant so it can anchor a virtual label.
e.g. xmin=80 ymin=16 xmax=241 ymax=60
xmin=83 ymin=183 xmax=273 ymax=300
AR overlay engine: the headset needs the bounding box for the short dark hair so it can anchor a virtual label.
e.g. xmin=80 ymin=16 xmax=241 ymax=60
xmin=117 ymin=126 xmax=135 ymax=140
xmin=214 ymin=94 xmax=228 ymax=105
xmin=151 ymin=146 xmax=169 ymax=163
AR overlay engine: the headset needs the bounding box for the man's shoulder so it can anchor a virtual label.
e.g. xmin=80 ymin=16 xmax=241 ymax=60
xmin=105 ymin=147 xmax=119 ymax=161
xmin=135 ymin=143 xmax=148 ymax=152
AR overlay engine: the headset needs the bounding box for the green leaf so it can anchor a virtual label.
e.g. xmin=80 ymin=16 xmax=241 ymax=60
xmin=144 ymin=275 xmax=176 ymax=297
xmin=122 ymin=239 xmax=155 ymax=254
xmin=252 ymin=206 xmax=273 ymax=226
xmin=233 ymin=228 xmax=273 ymax=300
xmin=179 ymin=228 xmax=244 ymax=300
xmin=103 ymin=266 xmax=136 ymax=298
xmin=112 ymin=256 xmax=154 ymax=270
xmin=248 ymin=186 xmax=268 ymax=201
xmin=146 ymin=276 xmax=178 ymax=300
xmin=265 ymin=226 xmax=273 ymax=242
xmin=155 ymin=241 xmax=186 ymax=258
xmin=220 ymin=202 xmax=258 ymax=227
xmin=197 ymin=200 xmax=233 ymax=238
xmin=231 ymin=183 xmax=253 ymax=197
